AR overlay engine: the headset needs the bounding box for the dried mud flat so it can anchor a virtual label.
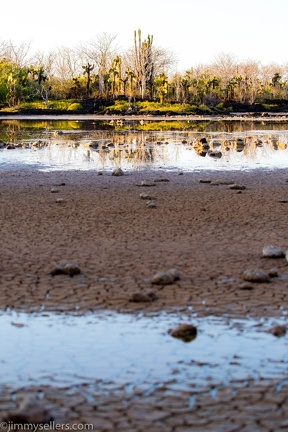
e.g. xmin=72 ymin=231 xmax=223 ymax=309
xmin=1 ymin=167 xmax=288 ymax=431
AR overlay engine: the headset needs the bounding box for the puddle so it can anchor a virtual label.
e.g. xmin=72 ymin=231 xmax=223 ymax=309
xmin=1 ymin=311 xmax=288 ymax=392
xmin=0 ymin=124 xmax=288 ymax=171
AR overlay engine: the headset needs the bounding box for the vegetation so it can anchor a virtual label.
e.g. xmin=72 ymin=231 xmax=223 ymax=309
xmin=1 ymin=34 xmax=288 ymax=115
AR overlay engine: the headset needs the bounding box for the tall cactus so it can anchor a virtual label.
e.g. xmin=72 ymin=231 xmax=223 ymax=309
xmin=134 ymin=29 xmax=154 ymax=99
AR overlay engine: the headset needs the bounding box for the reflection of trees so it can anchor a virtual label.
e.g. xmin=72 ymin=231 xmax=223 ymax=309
xmin=0 ymin=121 xmax=288 ymax=169
xmin=1 ymin=120 xmax=21 ymax=142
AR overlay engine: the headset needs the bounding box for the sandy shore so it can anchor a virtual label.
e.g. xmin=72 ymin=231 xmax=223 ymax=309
xmin=1 ymin=167 xmax=288 ymax=430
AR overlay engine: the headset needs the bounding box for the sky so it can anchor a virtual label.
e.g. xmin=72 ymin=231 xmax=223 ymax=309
xmin=1 ymin=0 xmax=288 ymax=72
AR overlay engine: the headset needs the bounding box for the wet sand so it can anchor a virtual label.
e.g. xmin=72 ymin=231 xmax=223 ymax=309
xmin=1 ymin=167 xmax=288 ymax=430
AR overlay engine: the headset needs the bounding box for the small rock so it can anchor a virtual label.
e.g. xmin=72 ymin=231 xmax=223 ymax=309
xmin=129 ymin=291 xmax=158 ymax=303
xmin=5 ymin=397 xmax=53 ymax=424
xmin=55 ymin=198 xmax=65 ymax=203
xmin=7 ymin=144 xmax=15 ymax=150
xmin=154 ymin=178 xmax=170 ymax=182
xmin=50 ymin=262 xmax=81 ymax=277
xmin=112 ymin=167 xmax=124 ymax=176
xmin=208 ymin=150 xmax=222 ymax=158
xmin=146 ymin=201 xmax=157 ymax=208
xmin=243 ymin=269 xmax=270 ymax=283
xmin=141 ymin=180 xmax=156 ymax=187
xmin=89 ymin=141 xmax=99 ymax=149
xmin=262 ymin=245 xmax=285 ymax=258
xmin=50 ymin=188 xmax=59 ymax=193
xmin=97 ymin=171 xmax=103 ymax=175
xmin=168 ymin=324 xmax=197 ymax=342
xmin=140 ymin=193 xmax=156 ymax=200
xmin=217 ymin=179 xmax=235 ymax=185
xmin=229 ymin=184 xmax=246 ymax=190
xmin=151 ymin=268 xmax=180 ymax=285
xmin=199 ymin=179 xmax=212 ymax=184
xmin=178 ymin=171 xmax=184 ymax=175
xmin=268 ymin=325 xmax=286 ymax=337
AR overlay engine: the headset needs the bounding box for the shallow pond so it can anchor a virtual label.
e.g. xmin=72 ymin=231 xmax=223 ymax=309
xmin=1 ymin=311 xmax=288 ymax=394
xmin=0 ymin=119 xmax=288 ymax=172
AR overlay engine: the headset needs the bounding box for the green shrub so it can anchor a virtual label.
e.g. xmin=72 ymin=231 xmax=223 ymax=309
xmin=105 ymin=100 xmax=129 ymax=113
xmin=67 ymin=102 xmax=82 ymax=111
xmin=136 ymin=102 xmax=194 ymax=115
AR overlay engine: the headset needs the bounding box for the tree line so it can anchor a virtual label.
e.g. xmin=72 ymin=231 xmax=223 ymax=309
xmin=0 ymin=30 xmax=288 ymax=109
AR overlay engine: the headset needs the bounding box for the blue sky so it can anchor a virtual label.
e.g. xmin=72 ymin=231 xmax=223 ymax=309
xmin=1 ymin=0 xmax=288 ymax=71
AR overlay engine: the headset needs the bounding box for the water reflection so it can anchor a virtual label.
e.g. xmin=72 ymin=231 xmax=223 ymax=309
xmin=1 ymin=311 xmax=288 ymax=389
xmin=0 ymin=120 xmax=287 ymax=171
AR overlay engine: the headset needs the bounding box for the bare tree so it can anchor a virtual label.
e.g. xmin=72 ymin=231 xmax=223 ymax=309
xmin=212 ymin=53 xmax=238 ymax=100
xmin=53 ymin=46 xmax=82 ymax=80
xmin=2 ymin=40 xmax=32 ymax=67
xmin=78 ymin=33 xmax=117 ymax=96
xmin=32 ymin=51 xmax=55 ymax=75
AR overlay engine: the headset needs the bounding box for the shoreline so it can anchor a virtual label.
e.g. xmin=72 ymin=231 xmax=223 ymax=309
xmin=1 ymin=113 xmax=288 ymax=122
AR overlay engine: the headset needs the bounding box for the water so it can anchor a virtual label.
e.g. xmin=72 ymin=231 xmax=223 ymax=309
xmin=0 ymin=119 xmax=288 ymax=172
xmin=1 ymin=311 xmax=287 ymax=391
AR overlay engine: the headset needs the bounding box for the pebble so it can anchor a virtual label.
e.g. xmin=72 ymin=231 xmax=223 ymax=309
xmin=50 ymin=262 xmax=81 ymax=277
xmin=154 ymin=178 xmax=170 ymax=182
xmin=229 ymin=184 xmax=246 ymax=190
xmin=268 ymin=325 xmax=286 ymax=337
xmin=112 ymin=167 xmax=124 ymax=176
xmin=129 ymin=291 xmax=158 ymax=303
xmin=140 ymin=180 xmax=156 ymax=187
xmin=262 ymin=245 xmax=285 ymax=258
xmin=146 ymin=201 xmax=157 ymax=208
xmin=55 ymin=198 xmax=65 ymax=203
xmin=50 ymin=188 xmax=59 ymax=193
xmin=217 ymin=179 xmax=235 ymax=185
xmin=151 ymin=268 xmax=180 ymax=285
xmin=199 ymin=179 xmax=212 ymax=184
xmin=243 ymin=269 xmax=270 ymax=283
xmin=140 ymin=193 xmax=156 ymax=200
xmin=208 ymin=150 xmax=222 ymax=158
xmin=89 ymin=141 xmax=99 ymax=149
xmin=168 ymin=324 xmax=197 ymax=342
